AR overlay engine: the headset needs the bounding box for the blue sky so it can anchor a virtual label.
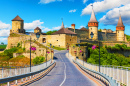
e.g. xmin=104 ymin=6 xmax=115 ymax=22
xmin=0 ymin=0 xmax=130 ymax=44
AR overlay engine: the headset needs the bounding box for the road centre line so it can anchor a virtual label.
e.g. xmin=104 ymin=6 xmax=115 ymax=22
xmin=59 ymin=54 xmax=66 ymax=86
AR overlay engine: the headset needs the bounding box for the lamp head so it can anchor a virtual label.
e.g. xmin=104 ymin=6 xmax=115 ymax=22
xmin=36 ymin=32 xmax=40 ymax=40
xmin=90 ymin=32 xmax=94 ymax=39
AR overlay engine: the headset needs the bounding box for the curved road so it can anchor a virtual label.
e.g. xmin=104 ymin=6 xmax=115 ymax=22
xmin=29 ymin=50 xmax=97 ymax=86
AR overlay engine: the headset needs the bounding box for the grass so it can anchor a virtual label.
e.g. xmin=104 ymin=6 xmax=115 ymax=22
xmin=0 ymin=45 xmax=7 ymax=49
xmin=9 ymin=33 xmax=21 ymax=37
xmin=52 ymin=46 xmax=66 ymax=50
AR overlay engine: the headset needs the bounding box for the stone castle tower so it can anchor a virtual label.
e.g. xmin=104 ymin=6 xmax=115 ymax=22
xmin=116 ymin=15 xmax=125 ymax=41
xmin=88 ymin=8 xmax=98 ymax=40
xmin=10 ymin=15 xmax=25 ymax=34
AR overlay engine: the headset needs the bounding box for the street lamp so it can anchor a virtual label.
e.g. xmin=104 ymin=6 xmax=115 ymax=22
xmin=90 ymin=32 xmax=100 ymax=72
xmin=30 ymin=32 xmax=40 ymax=72
xmin=50 ymin=43 xmax=52 ymax=63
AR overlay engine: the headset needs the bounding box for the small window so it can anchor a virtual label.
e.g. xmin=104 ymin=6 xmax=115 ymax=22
xmin=118 ymin=31 xmax=119 ymax=33
xmin=57 ymin=40 xmax=58 ymax=41
xmin=91 ymin=28 xmax=92 ymax=30
xmin=71 ymin=34 xmax=72 ymax=37
xmin=70 ymin=39 xmax=71 ymax=41
xmin=59 ymin=45 xmax=60 ymax=47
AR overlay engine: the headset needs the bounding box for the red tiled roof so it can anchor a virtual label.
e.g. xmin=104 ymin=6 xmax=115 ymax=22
xmin=80 ymin=27 xmax=88 ymax=31
xmin=52 ymin=27 xmax=77 ymax=35
xmin=34 ymin=27 xmax=41 ymax=30
xmin=12 ymin=15 xmax=23 ymax=21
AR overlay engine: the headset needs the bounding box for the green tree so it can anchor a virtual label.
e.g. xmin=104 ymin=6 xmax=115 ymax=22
xmin=1 ymin=42 xmax=4 ymax=45
xmin=33 ymin=56 xmax=45 ymax=65
xmin=46 ymin=30 xmax=57 ymax=35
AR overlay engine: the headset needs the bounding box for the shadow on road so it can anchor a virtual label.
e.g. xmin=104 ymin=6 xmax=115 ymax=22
xmin=53 ymin=56 xmax=58 ymax=60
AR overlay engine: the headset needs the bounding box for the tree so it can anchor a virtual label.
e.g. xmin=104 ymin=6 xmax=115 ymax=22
xmin=1 ymin=42 xmax=4 ymax=45
xmin=46 ymin=30 xmax=57 ymax=35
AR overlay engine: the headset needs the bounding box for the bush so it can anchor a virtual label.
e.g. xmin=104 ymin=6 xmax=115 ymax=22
xmin=87 ymin=47 xmax=129 ymax=66
xmin=4 ymin=47 xmax=18 ymax=58
xmin=33 ymin=56 xmax=45 ymax=65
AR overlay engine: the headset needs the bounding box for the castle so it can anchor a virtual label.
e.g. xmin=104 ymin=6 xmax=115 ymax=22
xmin=7 ymin=8 xmax=128 ymax=49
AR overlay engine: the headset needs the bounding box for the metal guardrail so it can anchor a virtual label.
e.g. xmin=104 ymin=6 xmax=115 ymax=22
xmin=0 ymin=60 xmax=51 ymax=78
xmin=0 ymin=60 xmax=55 ymax=85
xmin=73 ymin=60 xmax=119 ymax=86
xmin=76 ymin=58 xmax=130 ymax=86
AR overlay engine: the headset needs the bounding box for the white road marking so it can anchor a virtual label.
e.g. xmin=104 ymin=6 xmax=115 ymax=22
xmin=59 ymin=54 xmax=66 ymax=86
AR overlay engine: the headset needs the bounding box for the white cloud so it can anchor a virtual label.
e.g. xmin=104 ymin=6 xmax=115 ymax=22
xmin=99 ymin=4 xmax=130 ymax=25
xmin=69 ymin=9 xmax=77 ymax=13
xmin=0 ymin=37 xmax=8 ymax=44
xmin=52 ymin=26 xmax=61 ymax=30
xmin=81 ymin=0 xmax=130 ymax=15
xmin=80 ymin=25 xmax=85 ymax=28
xmin=42 ymin=28 xmax=51 ymax=32
xmin=39 ymin=0 xmax=62 ymax=4
xmin=24 ymin=20 xmax=44 ymax=30
xmin=0 ymin=21 xmax=11 ymax=29
xmin=0 ymin=29 xmax=10 ymax=36
xmin=83 ymin=0 xmax=88 ymax=4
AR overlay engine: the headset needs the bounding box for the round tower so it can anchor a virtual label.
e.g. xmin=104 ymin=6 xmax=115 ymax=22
xmin=116 ymin=15 xmax=125 ymax=41
xmin=88 ymin=8 xmax=98 ymax=40
xmin=11 ymin=15 xmax=25 ymax=33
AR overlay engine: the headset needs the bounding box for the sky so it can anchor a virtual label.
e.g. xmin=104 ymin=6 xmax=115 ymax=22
xmin=0 ymin=0 xmax=130 ymax=44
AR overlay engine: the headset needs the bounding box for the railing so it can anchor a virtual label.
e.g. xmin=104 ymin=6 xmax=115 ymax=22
xmin=0 ymin=60 xmax=55 ymax=85
xmin=0 ymin=60 xmax=51 ymax=78
xmin=76 ymin=59 xmax=130 ymax=86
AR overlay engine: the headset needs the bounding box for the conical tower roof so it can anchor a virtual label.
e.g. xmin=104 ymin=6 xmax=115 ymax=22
xmin=116 ymin=15 xmax=124 ymax=27
xmin=61 ymin=21 xmax=64 ymax=28
xmin=12 ymin=15 xmax=23 ymax=21
xmin=89 ymin=9 xmax=98 ymax=23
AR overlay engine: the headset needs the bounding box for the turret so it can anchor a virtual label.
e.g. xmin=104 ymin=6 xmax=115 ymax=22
xmin=88 ymin=8 xmax=98 ymax=40
xmin=10 ymin=15 xmax=25 ymax=33
xmin=116 ymin=15 xmax=125 ymax=41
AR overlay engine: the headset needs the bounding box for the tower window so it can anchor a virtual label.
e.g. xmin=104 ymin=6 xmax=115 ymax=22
xmin=70 ymin=39 xmax=71 ymax=41
xmin=91 ymin=28 xmax=92 ymax=30
xmin=57 ymin=40 xmax=58 ymax=41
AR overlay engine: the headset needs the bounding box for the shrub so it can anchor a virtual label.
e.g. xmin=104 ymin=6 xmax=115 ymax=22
xmin=33 ymin=56 xmax=45 ymax=65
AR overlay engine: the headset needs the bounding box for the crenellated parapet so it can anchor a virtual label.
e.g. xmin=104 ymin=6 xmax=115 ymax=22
xmin=88 ymin=22 xmax=98 ymax=27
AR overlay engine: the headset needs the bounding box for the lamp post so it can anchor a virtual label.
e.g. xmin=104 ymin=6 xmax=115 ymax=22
xmin=50 ymin=43 xmax=52 ymax=63
xmin=30 ymin=32 xmax=40 ymax=72
xmin=90 ymin=32 xmax=100 ymax=72
xmin=46 ymin=46 xmax=47 ymax=66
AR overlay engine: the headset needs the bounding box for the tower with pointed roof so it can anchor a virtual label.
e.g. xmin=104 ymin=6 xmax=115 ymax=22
xmin=10 ymin=15 xmax=25 ymax=33
xmin=116 ymin=15 xmax=125 ymax=41
xmin=88 ymin=7 xmax=98 ymax=40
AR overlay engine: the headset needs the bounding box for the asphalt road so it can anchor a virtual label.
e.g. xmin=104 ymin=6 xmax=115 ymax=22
xmin=28 ymin=50 xmax=97 ymax=86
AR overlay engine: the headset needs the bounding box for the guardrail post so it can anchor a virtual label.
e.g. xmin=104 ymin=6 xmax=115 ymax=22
xmin=127 ymin=68 xmax=128 ymax=86
xmin=110 ymin=66 xmax=112 ymax=77
xmin=117 ymin=67 xmax=118 ymax=82
xmin=9 ymin=67 xmax=11 ymax=77
xmin=15 ymin=67 xmax=17 ymax=85
xmin=122 ymin=68 xmax=123 ymax=84
xmin=113 ymin=66 xmax=114 ymax=79
xmin=104 ymin=66 xmax=105 ymax=74
xmin=2 ymin=67 xmax=3 ymax=78
xmin=7 ymin=76 xmax=10 ymax=86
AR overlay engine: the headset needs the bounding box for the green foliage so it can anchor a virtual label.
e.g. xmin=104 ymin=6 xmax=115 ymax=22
xmin=52 ymin=46 xmax=66 ymax=50
xmin=3 ymin=47 xmax=18 ymax=58
xmin=1 ymin=42 xmax=4 ymax=45
xmin=126 ymin=34 xmax=130 ymax=41
xmin=17 ymin=43 xmax=21 ymax=47
xmin=33 ymin=56 xmax=45 ymax=65
xmin=98 ymin=29 xmax=102 ymax=32
xmin=0 ymin=45 xmax=7 ymax=49
xmin=9 ymin=33 xmax=20 ymax=37
xmin=87 ymin=47 xmax=129 ymax=66
xmin=105 ymin=44 xmax=130 ymax=51
xmin=46 ymin=30 xmax=57 ymax=35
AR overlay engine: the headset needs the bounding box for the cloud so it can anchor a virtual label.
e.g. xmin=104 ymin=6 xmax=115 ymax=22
xmin=0 ymin=29 xmax=10 ymax=37
xmin=69 ymin=9 xmax=77 ymax=13
xmin=81 ymin=0 xmax=130 ymax=15
xmin=52 ymin=26 xmax=61 ymax=30
xmin=83 ymin=0 xmax=88 ymax=4
xmin=80 ymin=25 xmax=85 ymax=28
xmin=42 ymin=28 xmax=51 ymax=32
xmin=0 ymin=37 xmax=8 ymax=44
xmin=39 ymin=0 xmax=62 ymax=4
xmin=99 ymin=4 xmax=130 ymax=25
xmin=24 ymin=20 xmax=44 ymax=30
xmin=0 ymin=21 xmax=11 ymax=29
